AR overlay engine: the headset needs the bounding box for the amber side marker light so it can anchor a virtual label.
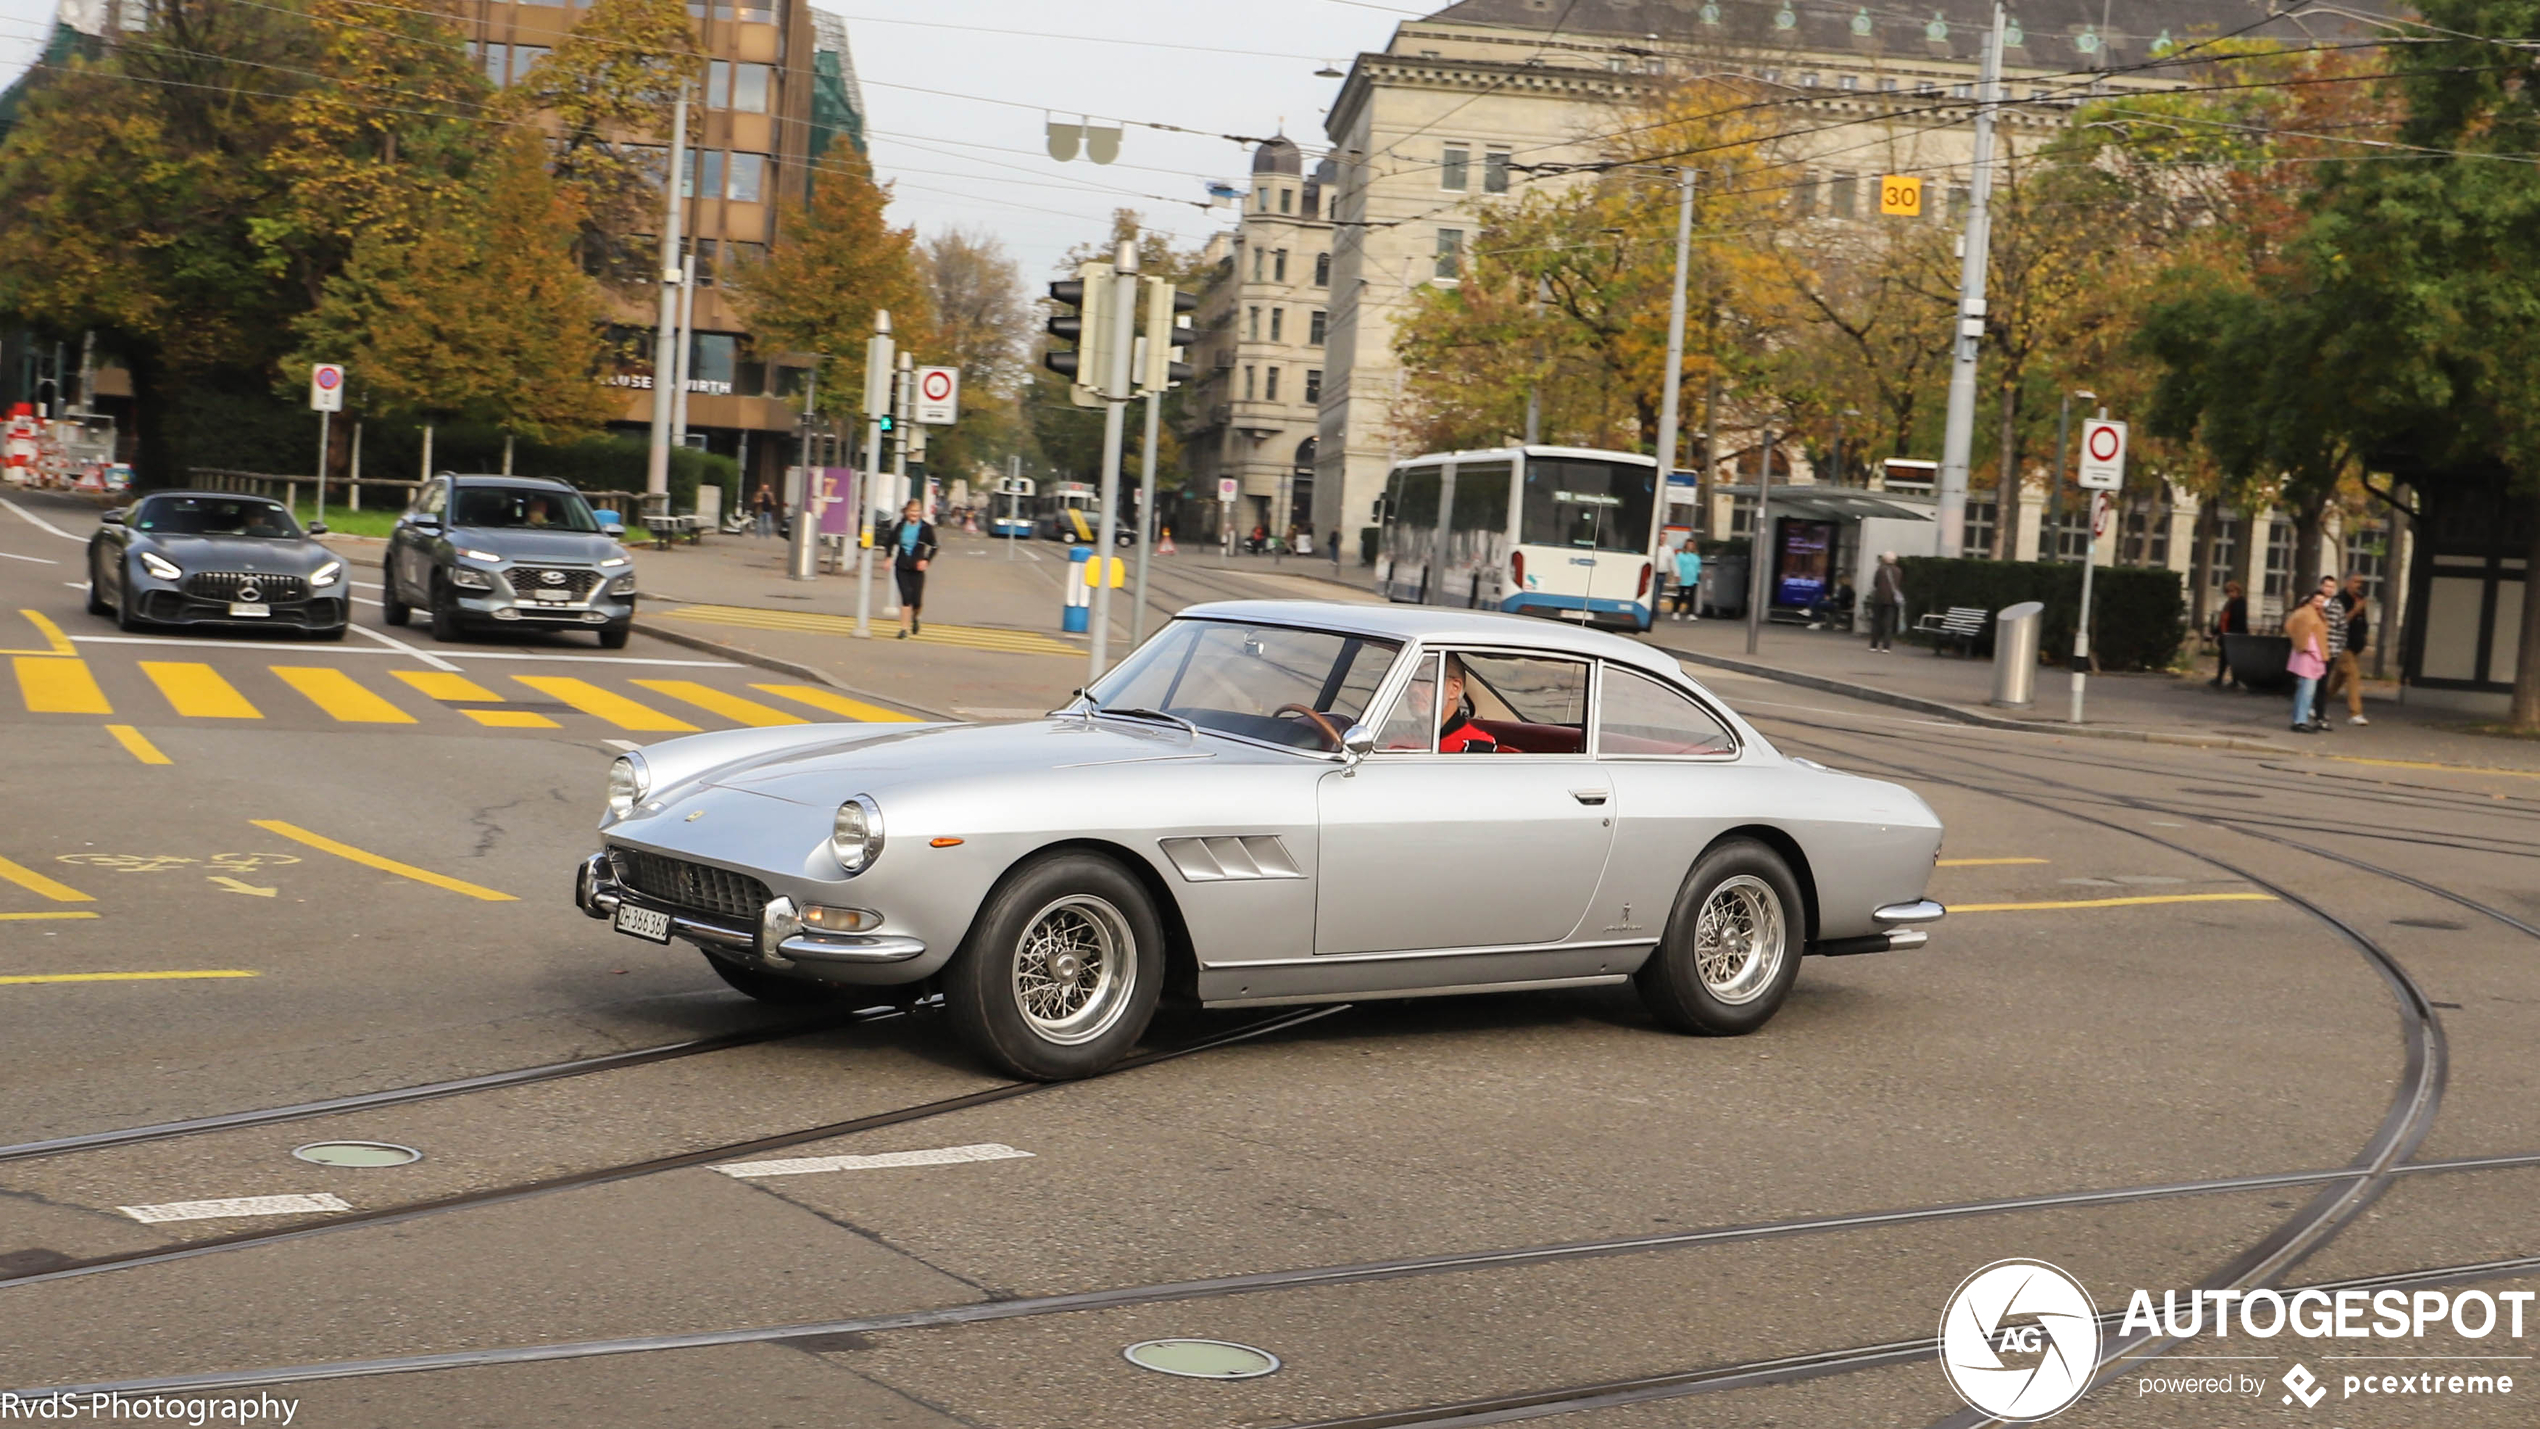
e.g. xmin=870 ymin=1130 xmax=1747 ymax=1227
xmin=930 ymin=837 xmax=964 ymax=848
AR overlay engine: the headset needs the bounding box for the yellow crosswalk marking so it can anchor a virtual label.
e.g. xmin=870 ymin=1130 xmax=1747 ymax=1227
xmin=752 ymin=683 xmax=923 ymax=722
xmin=632 ymin=679 xmax=806 ymax=727
xmin=0 ymin=911 xmax=100 ymax=922
xmin=270 ymin=666 xmax=415 ymax=724
xmin=251 ymin=819 xmax=516 ymax=901
xmin=0 ymin=854 xmax=93 ymax=903
xmin=0 ymin=608 xmax=78 ymax=656
xmin=106 ymin=725 xmax=172 ymax=765
xmin=657 ymin=604 xmax=1081 ymax=656
xmin=141 ymin=662 xmax=263 ymax=719
xmin=511 ymin=676 xmax=697 ymax=732
xmin=1950 ymin=893 xmax=2278 ymax=913
xmin=393 ymin=671 xmax=505 ymax=703
xmin=2 ymin=969 xmax=254 ymax=985
xmin=462 ymin=708 xmax=559 ymax=728
xmin=13 ymin=656 xmax=110 ymax=714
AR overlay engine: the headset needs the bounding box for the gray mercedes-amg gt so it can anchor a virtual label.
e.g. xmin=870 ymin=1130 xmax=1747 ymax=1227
xmin=86 ymin=491 xmax=349 ymax=638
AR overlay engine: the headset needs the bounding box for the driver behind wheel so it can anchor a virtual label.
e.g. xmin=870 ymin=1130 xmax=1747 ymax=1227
xmin=1438 ymin=656 xmax=1497 ymax=753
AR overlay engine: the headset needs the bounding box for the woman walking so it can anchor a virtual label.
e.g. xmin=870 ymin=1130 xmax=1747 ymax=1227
xmin=2283 ymin=587 xmax=2330 ymax=734
xmin=750 ymin=483 xmax=777 ymax=539
xmin=884 ymin=498 xmax=938 ymax=640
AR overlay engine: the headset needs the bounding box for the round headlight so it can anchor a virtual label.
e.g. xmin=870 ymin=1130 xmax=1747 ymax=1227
xmin=831 ymin=795 xmax=883 ymax=874
xmin=605 ymin=752 xmax=649 ymax=820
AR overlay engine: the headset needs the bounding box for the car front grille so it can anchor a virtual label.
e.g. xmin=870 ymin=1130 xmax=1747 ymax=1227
xmin=184 ymin=570 xmax=309 ymax=603
xmin=609 ymin=848 xmax=770 ymax=924
xmin=510 ymin=566 xmax=603 ymax=598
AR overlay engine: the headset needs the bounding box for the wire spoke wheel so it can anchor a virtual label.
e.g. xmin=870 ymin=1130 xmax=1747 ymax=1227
xmin=1011 ymin=894 xmax=1138 ymax=1046
xmin=1692 ymin=874 xmax=1785 ymax=1006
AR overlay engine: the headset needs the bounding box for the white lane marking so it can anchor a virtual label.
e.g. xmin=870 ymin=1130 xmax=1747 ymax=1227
xmin=73 ymin=635 xmax=403 ymax=654
xmin=63 ymin=634 xmax=732 ymax=667
xmin=349 ymin=619 xmax=462 ymax=672
xmin=440 ymin=651 xmax=732 ymax=667
xmin=712 ymin=1143 xmax=1032 ymax=1179
xmin=604 ymin=739 xmax=642 ymax=751
xmin=1 ymin=550 xmax=59 ymax=564
xmin=1 ymin=497 xmax=85 ymax=541
xmin=120 ymin=1192 xmax=353 ymax=1224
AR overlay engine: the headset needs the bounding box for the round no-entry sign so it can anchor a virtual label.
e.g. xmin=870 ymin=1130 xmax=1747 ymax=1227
xmin=920 ymin=369 xmax=953 ymax=402
xmin=913 ymin=365 xmax=960 ymax=424
xmin=2076 ymin=417 xmax=2126 ymax=491
xmin=2085 ymin=425 xmax=2119 ymax=461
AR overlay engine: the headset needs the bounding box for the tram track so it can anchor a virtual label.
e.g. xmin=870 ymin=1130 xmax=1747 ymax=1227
xmin=0 ymin=1004 xmax=1347 ymax=1291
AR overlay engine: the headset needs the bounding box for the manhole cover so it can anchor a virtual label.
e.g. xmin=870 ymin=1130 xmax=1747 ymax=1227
xmin=292 ymin=1141 xmax=421 ymax=1167
xmin=1123 ymin=1339 xmax=1280 ymax=1379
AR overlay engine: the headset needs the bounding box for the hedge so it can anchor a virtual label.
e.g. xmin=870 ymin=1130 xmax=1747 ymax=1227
xmin=1897 ymin=557 xmax=2186 ymax=671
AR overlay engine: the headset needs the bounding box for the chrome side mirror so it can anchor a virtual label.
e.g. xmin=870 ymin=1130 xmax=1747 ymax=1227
xmin=1340 ymin=723 xmax=1375 ymax=771
xmin=600 ymin=521 xmax=627 ymax=538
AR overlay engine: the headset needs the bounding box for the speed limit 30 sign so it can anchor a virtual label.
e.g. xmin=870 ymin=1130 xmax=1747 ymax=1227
xmin=2076 ymin=417 xmax=2126 ymax=490
xmin=913 ymin=365 xmax=959 ymax=425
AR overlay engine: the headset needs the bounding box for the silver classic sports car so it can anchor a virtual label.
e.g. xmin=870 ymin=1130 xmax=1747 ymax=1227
xmin=573 ymin=602 xmax=1946 ymax=1078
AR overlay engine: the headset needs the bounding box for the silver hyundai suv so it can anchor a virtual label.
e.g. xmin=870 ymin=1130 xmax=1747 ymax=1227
xmin=384 ymin=476 xmax=638 ymax=646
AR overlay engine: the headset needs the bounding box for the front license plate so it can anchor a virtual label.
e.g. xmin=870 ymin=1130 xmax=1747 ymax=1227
xmin=614 ymin=904 xmax=672 ymax=943
xmin=228 ymin=602 xmax=269 ymax=617
xmin=533 ymin=589 xmax=570 ymax=604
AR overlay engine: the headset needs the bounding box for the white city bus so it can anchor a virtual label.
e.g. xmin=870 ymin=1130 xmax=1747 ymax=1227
xmin=1374 ymin=445 xmax=1661 ymax=632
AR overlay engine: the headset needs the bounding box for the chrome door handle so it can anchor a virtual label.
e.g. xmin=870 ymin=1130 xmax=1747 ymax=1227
xmin=1570 ymin=789 xmax=1609 ymax=805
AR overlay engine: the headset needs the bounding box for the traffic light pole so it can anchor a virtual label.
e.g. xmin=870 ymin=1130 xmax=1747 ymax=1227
xmin=788 ymin=363 xmax=820 ymax=581
xmin=1935 ymin=3 xmax=2004 ymax=558
xmin=884 ymin=354 xmax=912 ymax=617
xmin=1132 ymin=387 xmax=1161 ymax=648
xmin=855 ymin=311 xmax=893 ymax=634
xmin=644 ymin=84 xmax=690 ymax=508
xmin=1088 ymin=240 xmax=1139 ymax=683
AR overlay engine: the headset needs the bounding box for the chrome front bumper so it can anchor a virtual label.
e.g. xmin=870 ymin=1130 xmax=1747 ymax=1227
xmin=572 ymin=852 xmax=925 ymax=968
xmin=1810 ymin=899 xmax=1946 ymax=957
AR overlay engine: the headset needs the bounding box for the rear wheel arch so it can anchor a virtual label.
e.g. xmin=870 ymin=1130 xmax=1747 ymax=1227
xmin=1704 ymin=824 xmax=1818 ymax=946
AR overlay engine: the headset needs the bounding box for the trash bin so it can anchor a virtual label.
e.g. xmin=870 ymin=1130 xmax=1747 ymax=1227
xmin=1991 ymin=600 xmax=2045 ymax=707
xmin=1699 ymin=556 xmax=1746 ymax=618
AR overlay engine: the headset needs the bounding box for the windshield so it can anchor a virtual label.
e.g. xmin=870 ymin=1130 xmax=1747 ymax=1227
xmin=451 ymin=485 xmax=601 ymax=532
xmin=1519 ymin=457 xmax=1655 ymax=554
xmin=134 ymin=496 xmax=301 ymax=539
xmin=1088 ymin=620 xmax=1403 ymax=751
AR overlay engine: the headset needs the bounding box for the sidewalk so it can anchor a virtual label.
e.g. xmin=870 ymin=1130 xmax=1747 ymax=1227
xmin=1643 ymin=614 xmax=2540 ymax=774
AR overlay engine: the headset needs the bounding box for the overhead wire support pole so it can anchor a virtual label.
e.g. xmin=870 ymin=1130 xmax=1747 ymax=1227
xmin=1133 ymin=385 xmax=1161 ymax=649
xmin=1650 ymin=164 xmax=1695 ymax=606
xmin=1935 ymin=3 xmax=2004 ymax=559
xmin=1088 ymin=238 xmax=1139 ymax=685
xmin=856 ymin=312 xmax=893 ymax=628
xmin=788 ymin=363 xmax=820 ymax=581
xmin=884 ymin=354 xmax=912 ymax=616
xmin=644 ymin=82 xmax=691 ymax=510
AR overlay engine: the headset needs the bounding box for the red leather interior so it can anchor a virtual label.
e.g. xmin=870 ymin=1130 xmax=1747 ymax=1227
xmin=1470 ymin=718 xmax=1586 ymax=754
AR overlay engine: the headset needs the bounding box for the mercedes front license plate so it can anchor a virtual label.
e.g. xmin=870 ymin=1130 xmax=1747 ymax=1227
xmin=614 ymin=904 xmax=672 ymax=943
xmin=228 ymin=602 xmax=269 ymax=617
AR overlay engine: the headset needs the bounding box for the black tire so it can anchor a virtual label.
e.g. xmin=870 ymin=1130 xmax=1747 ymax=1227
xmin=705 ymin=955 xmax=849 ymax=1006
xmin=85 ymin=552 xmax=111 ymax=616
xmin=1635 ymin=838 xmax=1805 ymax=1037
xmin=428 ymin=574 xmax=463 ymax=642
xmin=596 ymin=623 xmax=630 ymax=650
xmin=114 ymin=560 xmax=149 ymax=632
xmin=380 ymin=575 xmax=411 ymax=626
xmin=945 ymin=852 xmax=1165 ymax=1080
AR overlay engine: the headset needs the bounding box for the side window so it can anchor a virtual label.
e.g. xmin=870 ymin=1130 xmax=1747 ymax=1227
xmin=1373 ymin=653 xmax=1441 ymax=751
xmin=416 ymin=482 xmax=446 ymax=517
xmin=1455 ymin=652 xmax=1589 ymax=753
xmin=1597 ymin=666 xmax=1736 ymax=757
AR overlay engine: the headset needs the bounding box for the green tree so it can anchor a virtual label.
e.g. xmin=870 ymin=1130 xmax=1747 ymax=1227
xmin=504 ymin=0 xmax=701 ymax=285
xmin=916 ymin=228 xmax=1033 ymax=487
xmin=726 ymin=147 xmax=931 ymax=433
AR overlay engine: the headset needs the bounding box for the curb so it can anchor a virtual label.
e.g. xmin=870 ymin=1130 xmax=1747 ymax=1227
xmin=628 ymin=619 xmax=958 ymax=723
xmin=1655 ymin=644 xmax=2292 ymax=756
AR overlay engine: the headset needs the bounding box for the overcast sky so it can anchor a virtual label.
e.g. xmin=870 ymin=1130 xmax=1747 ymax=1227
xmin=0 ymin=0 xmax=1412 ymax=278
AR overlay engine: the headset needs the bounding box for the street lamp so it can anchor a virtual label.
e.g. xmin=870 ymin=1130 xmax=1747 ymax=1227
xmin=1832 ymin=406 xmax=1859 ymax=487
xmin=2048 ymin=388 xmax=2095 ymax=562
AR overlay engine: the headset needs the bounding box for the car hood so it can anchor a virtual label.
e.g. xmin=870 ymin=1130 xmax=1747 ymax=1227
xmin=696 ymin=717 xmax=1232 ymax=805
xmin=448 ymin=527 xmax=622 ymax=563
xmin=136 ymin=534 xmax=333 ymax=574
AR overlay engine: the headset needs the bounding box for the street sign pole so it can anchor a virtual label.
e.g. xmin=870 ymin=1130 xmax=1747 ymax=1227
xmin=2071 ymin=411 xmax=2125 ymax=724
xmin=1132 ymin=386 xmax=1161 ymax=648
xmin=884 ymin=355 xmax=911 ymax=616
xmin=1088 ymin=239 xmax=1139 ymax=684
xmin=315 ymin=409 xmax=329 ymax=525
xmin=308 ymin=363 xmax=344 ymax=525
xmin=1935 ymin=3 xmax=2005 ymax=557
xmin=856 ymin=313 xmax=894 ymax=634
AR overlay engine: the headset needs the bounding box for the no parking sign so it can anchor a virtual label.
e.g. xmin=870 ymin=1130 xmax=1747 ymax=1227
xmin=309 ymin=363 xmax=345 ymax=413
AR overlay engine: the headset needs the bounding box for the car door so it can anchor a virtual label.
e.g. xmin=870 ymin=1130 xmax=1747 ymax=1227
xmin=1314 ymin=648 xmax=1614 ymax=955
xmin=1586 ymin=662 xmax=1747 ymax=934
xmin=392 ymin=480 xmax=446 ymax=598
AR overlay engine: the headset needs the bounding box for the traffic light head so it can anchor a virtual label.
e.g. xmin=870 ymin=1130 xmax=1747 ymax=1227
xmin=1044 ymin=262 xmax=1113 ymax=407
xmin=1138 ymin=276 xmax=1199 ymax=393
xmin=876 ymin=413 xmax=894 ymax=433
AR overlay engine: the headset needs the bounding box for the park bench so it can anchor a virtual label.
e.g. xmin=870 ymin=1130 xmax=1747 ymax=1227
xmin=1914 ymin=605 xmax=1989 ymax=656
xmin=645 ymin=514 xmax=704 ymax=550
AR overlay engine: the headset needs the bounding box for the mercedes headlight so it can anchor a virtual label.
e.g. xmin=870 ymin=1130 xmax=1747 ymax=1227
xmin=831 ymin=795 xmax=884 ymax=875
xmin=138 ymin=550 xmax=181 ymax=581
xmin=310 ymin=559 xmax=343 ymax=588
xmin=605 ymin=752 xmax=649 ymax=820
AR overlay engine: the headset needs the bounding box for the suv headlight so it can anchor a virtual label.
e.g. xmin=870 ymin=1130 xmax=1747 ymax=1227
xmin=607 ymin=573 xmax=637 ymax=595
xmin=449 ymin=565 xmax=495 ymax=591
xmin=310 ymin=559 xmax=343 ymax=588
xmin=831 ymin=795 xmax=883 ymax=875
xmin=606 ymin=752 xmax=650 ymax=820
xmin=138 ymin=550 xmax=182 ymax=581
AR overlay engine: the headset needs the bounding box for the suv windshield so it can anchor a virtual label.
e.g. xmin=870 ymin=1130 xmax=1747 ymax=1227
xmin=1088 ymin=620 xmax=1403 ymax=751
xmin=451 ymin=485 xmax=601 ymax=532
xmin=134 ymin=497 xmax=301 ymax=538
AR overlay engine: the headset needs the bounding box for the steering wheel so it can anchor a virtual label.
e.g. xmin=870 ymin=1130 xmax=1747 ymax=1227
xmin=1272 ymin=703 xmax=1346 ymax=751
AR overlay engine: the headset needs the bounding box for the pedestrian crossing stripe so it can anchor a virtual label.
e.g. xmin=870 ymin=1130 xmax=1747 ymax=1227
xmin=9 ymin=657 xmax=928 ymax=733
xmin=657 ymin=603 xmax=1083 ymax=657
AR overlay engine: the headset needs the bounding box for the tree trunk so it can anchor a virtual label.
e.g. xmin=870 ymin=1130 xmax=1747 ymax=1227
xmin=1995 ymin=383 xmax=2021 ymax=561
xmin=2514 ymin=486 xmax=2540 ymax=730
xmin=124 ymin=344 xmax=178 ymax=493
xmin=2292 ymin=488 xmax=2328 ymax=599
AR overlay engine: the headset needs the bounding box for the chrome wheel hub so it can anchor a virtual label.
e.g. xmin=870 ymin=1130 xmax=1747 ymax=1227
xmin=1012 ymin=894 xmax=1136 ymax=1045
xmin=1694 ymin=875 xmax=1785 ymax=1006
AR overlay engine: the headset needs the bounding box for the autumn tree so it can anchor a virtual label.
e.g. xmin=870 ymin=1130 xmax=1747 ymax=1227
xmin=916 ymin=228 xmax=1033 ymax=484
xmin=1025 ymin=209 xmax=1207 ymax=489
xmin=726 ymin=147 xmax=931 ymax=431
xmin=503 ymin=0 xmax=700 ymax=285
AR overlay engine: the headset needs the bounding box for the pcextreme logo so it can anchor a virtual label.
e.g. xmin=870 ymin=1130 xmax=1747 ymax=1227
xmin=1939 ymin=1260 xmax=2102 ymax=1421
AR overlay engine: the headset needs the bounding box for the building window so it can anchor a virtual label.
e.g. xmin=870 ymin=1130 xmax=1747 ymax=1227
xmin=2206 ymin=516 xmax=2242 ymax=595
xmin=1830 ymin=173 xmax=1857 ymax=219
xmin=1877 ymin=76 xmax=1897 ymax=92
xmin=683 ymin=149 xmax=724 ymax=201
xmin=1265 ymin=367 xmax=1281 ymax=401
xmin=1251 ymin=247 xmax=1265 ymax=281
xmin=1247 ymin=306 xmax=1261 ymax=340
xmin=480 ymin=42 xmax=509 ymax=86
xmin=1270 ymin=308 xmax=1284 ymax=342
xmin=726 ymin=152 xmax=765 ymax=203
xmin=1435 ymin=228 xmax=1463 ymax=281
xmin=1274 ymin=249 xmax=1288 ymax=282
xmin=2122 ymin=506 xmax=2170 ymax=568
xmin=1256 ymin=184 xmax=1270 ymax=212
xmin=1838 ymin=73 xmax=1858 ymax=91
xmin=2263 ymin=516 xmax=2294 ymax=599
xmin=1800 ymin=71 xmax=1820 ymax=87
xmin=2342 ymin=520 xmax=2388 ymax=601
xmin=1762 ymin=68 xmax=1782 ymax=83
xmin=1244 ymin=366 xmax=1256 ymax=401
xmin=1484 ymin=147 xmax=1510 ymax=193
xmin=1279 ymin=187 xmax=1294 ymax=213
xmin=1964 ymin=500 xmax=1999 ymax=558
xmin=1314 ymin=252 xmax=1331 ymax=286
xmin=1952 ymin=81 xmax=1974 ymax=98
xmin=508 ymin=45 xmax=547 ymax=82
xmin=1305 ymin=369 xmax=1322 ymax=404
xmin=689 ymin=237 xmax=718 ymax=286
xmin=1441 ymin=145 xmax=1470 ymax=191
xmin=1948 ymin=183 xmax=1971 ymax=220
xmin=2049 ymin=504 xmax=2088 ymax=560
xmin=1308 ymin=309 xmax=1326 ymax=344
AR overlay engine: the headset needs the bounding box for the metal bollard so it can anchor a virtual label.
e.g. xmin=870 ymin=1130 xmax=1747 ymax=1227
xmin=1063 ymin=545 xmax=1092 ymax=634
xmin=1991 ymin=600 xmax=2045 ymax=707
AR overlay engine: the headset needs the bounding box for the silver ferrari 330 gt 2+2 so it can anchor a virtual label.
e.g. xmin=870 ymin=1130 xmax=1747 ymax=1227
xmin=573 ymin=601 xmax=1945 ymax=1078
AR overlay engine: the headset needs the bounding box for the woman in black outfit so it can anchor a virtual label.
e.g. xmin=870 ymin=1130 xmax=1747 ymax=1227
xmin=884 ymin=499 xmax=938 ymax=639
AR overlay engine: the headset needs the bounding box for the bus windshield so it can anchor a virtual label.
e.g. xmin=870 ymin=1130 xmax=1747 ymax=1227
xmin=1519 ymin=457 xmax=1654 ymax=554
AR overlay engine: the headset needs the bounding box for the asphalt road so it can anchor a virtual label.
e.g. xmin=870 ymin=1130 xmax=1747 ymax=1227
xmin=5 ymin=488 xmax=2539 ymax=1427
